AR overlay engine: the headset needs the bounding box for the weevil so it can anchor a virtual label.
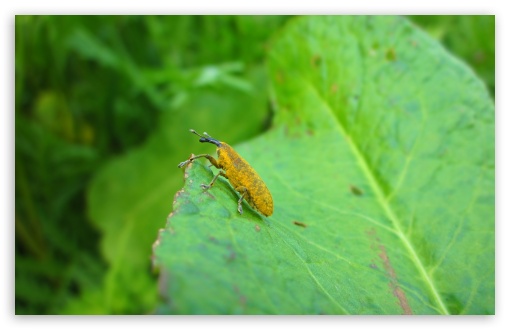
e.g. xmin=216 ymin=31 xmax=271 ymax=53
xmin=178 ymin=129 xmax=273 ymax=217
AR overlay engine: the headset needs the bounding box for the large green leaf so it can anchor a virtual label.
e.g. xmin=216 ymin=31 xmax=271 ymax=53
xmin=154 ymin=16 xmax=494 ymax=314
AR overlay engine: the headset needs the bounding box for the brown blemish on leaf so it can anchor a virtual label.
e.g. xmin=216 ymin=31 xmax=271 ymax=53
xmin=350 ymin=184 xmax=363 ymax=196
xmin=378 ymin=244 xmax=412 ymax=315
xmin=330 ymin=83 xmax=338 ymax=94
xmin=366 ymin=228 xmax=413 ymax=315
xmin=226 ymin=251 xmax=236 ymax=262
xmin=255 ymin=224 xmax=261 ymax=232
xmin=293 ymin=221 xmax=307 ymax=228
xmin=225 ymin=246 xmax=236 ymax=263
xmin=233 ymin=285 xmax=247 ymax=308
xmin=239 ymin=295 xmax=247 ymax=307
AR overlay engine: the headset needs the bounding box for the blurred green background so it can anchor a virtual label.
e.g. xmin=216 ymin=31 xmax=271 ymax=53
xmin=15 ymin=15 xmax=495 ymax=315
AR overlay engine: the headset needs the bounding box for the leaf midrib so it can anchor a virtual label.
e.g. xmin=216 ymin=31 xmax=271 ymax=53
xmin=301 ymin=78 xmax=450 ymax=315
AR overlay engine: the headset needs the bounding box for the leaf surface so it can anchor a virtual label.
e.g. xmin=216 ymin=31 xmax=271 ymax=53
xmin=154 ymin=16 xmax=494 ymax=314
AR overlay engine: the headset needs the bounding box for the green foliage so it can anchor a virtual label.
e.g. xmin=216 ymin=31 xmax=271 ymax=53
xmin=15 ymin=15 xmax=494 ymax=315
xmin=409 ymin=15 xmax=495 ymax=97
xmin=15 ymin=112 xmax=104 ymax=314
xmin=15 ymin=15 xmax=288 ymax=314
xmin=154 ymin=16 xmax=494 ymax=314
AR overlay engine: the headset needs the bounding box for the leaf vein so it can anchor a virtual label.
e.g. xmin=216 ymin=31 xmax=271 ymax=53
xmin=301 ymin=77 xmax=451 ymax=315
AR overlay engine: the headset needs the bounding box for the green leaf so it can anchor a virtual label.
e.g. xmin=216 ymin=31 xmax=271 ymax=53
xmin=408 ymin=16 xmax=495 ymax=97
xmin=154 ymin=16 xmax=494 ymax=314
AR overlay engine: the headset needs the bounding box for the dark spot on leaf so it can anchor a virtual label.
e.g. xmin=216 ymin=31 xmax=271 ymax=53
xmin=226 ymin=250 xmax=236 ymax=262
xmin=225 ymin=246 xmax=236 ymax=262
xmin=350 ymin=184 xmax=363 ymax=196
xmin=233 ymin=285 xmax=247 ymax=307
xmin=239 ymin=295 xmax=247 ymax=306
xmin=330 ymin=84 xmax=338 ymax=94
xmin=255 ymin=225 xmax=260 ymax=232
xmin=386 ymin=48 xmax=397 ymax=61
xmin=293 ymin=221 xmax=307 ymax=228
xmin=306 ymin=129 xmax=314 ymax=136
xmin=366 ymin=228 xmax=377 ymax=238
xmin=369 ymin=263 xmax=378 ymax=270
xmin=311 ymin=54 xmax=322 ymax=67
xmin=392 ymin=285 xmax=412 ymax=315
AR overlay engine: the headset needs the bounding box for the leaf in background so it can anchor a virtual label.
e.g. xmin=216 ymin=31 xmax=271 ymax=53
xmin=15 ymin=114 xmax=104 ymax=314
xmin=154 ymin=16 xmax=494 ymax=314
xmin=75 ymin=67 xmax=270 ymax=314
xmin=67 ymin=29 xmax=120 ymax=69
xmin=408 ymin=15 xmax=495 ymax=97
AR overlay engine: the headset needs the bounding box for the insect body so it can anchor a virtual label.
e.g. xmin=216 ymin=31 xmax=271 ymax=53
xmin=178 ymin=129 xmax=273 ymax=217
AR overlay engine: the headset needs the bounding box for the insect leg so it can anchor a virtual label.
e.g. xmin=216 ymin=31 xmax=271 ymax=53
xmin=177 ymin=154 xmax=220 ymax=168
xmin=200 ymin=170 xmax=226 ymax=190
xmin=235 ymin=186 xmax=248 ymax=215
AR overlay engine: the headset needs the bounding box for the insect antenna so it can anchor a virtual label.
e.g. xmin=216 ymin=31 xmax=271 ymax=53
xmin=189 ymin=129 xmax=220 ymax=146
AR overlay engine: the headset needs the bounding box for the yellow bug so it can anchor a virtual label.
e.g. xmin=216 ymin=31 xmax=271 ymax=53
xmin=178 ymin=129 xmax=273 ymax=217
